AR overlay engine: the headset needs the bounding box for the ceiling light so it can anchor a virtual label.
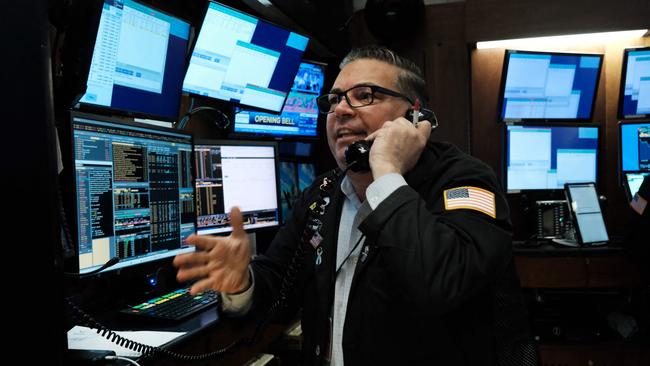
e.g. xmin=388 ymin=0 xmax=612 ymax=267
xmin=476 ymin=29 xmax=648 ymax=50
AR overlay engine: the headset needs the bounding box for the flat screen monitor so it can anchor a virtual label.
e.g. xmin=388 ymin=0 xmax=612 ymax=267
xmin=499 ymin=50 xmax=603 ymax=122
xmin=194 ymin=140 xmax=281 ymax=235
xmin=70 ymin=112 xmax=195 ymax=274
xmin=619 ymin=121 xmax=650 ymax=174
xmin=233 ymin=61 xmax=325 ymax=138
xmin=78 ymin=0 xmax=191 ymax=121
xmin=624 ymin=171 xmax=650 ymax=201
xmin=505 ymin=124 xmax=599 ymax=192
xmin=564 ymin=182 xmax=609 ymax=245
xmin=618 ymin=47 xmax=650 ymax=119
xmin=182 ymin=1 xmax=309 ymax=113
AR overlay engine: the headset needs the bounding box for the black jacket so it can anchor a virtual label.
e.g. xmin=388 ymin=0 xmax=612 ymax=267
xmin=249 ymin=140 xmax=536 ymax=365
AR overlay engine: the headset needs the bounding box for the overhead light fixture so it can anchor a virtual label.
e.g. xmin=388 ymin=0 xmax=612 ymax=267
xmin=476 ymin=29 xmax=648 ymax=50
xmin=256 ymin=0 xmax=274 ymax=6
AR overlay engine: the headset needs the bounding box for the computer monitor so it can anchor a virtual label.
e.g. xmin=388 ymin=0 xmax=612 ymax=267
xmin=618 ymin=46 xmax=650 ymax=119
xmin=623 ymin=171 xmax=650 ymax=202
xmin=182 ymin=1 xmax=309 ymax=113
xmin=499 ymin=50 xmax=603 ymax=122
xmin=70 ymin=112 xmax=195 ymax=274
xmin=194 ymin=140 xmax=281 ymax=235
xmin=505 ymin=124 xmax=600 ymax=192
xmin=619 ymin=121 xmax=650 ymax=174
xmin=564 ymin=182 xmax=609 ymax=245
xmin=78 ymin=0 xmax=191 ymax=121
xmin=233 ymin=61 xmax=326 ymax=138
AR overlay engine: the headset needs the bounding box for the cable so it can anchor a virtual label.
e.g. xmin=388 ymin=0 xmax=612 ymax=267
xmin=105 ymin=355 xmax=141 ymax=366
xmin=177 ymin=105 xmax=230 ymax=131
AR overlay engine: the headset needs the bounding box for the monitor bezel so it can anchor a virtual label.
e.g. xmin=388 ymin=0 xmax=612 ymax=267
xmin=229 ymin=59 xmax=327 ymax=141
xmin=498 ymin=49 xmax=604 ymax=123
xmin=182 ymin=0 xmax=309 ymax=115
xmin=194 ymin=138 xmax=282 ymax=235
xmin=563 ymin=182 xmax=609 ymax=246
xmin=75 ymin=0 xmax=192 ymax=123
xmin=67 ymin=110 xmax=196 ymax=275
xmin=617 ymin=120 xmax=650 ymax=182
xmin=503 ymin=122 xmax=601 ymax=194
xmin=617 ymin=46 xmax=650 ymax=120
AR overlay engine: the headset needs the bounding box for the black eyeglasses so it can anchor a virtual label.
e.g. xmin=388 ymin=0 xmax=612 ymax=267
xmin=316 ymin=84 xmax=414 ymax=114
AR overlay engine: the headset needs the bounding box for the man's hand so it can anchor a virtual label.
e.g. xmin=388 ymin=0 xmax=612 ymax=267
xmin=366 ymin=118 xmax=432 ymax=179
xmin=173 ymin=207 xmax=251 ymax=295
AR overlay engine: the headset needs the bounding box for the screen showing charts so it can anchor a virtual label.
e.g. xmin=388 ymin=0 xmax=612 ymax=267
xmin=182 ymin=1 xmax=309 ymax=113
xmin=619 ymin=121 xmax=650 ymax=173
xmin=194 ymin=141 xmax=280 ymax=235
xmin=619 ymin=47 xmax=650 ymax=119
xmin=500 ymin=50 xmax=602 ymax=121
xmin=79 ymin=0 xmax=190 ymax=121
xmin=234 ymin=61 xmax=325 ymax=138
xmin=71 ymin=112 xmax=195 ymax=274
xmin=505 ymin=124 xmax=599 ymax=192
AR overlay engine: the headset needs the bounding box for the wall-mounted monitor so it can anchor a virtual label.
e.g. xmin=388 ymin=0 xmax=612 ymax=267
xmin=618 ymin=46 xmax=650 ymax=119
xmin=499 ymin=50 xmax=603 ymax=122
xmin=70 ymin=112 xmax=195 ymax=274
xmin=182 ymin=1 xmax=309 ymax=113
xmin=233 ymin=61 xmax=325 ymax=139
xmin=78 ymin=0 xmax=191 ymax=121
xmin=194 ymin=140 xmax=280 ymax=235
xmin=619 ymin=121 xmax=650 ymax=174
xmin=504 ymin=123 xmax=599 ymax=192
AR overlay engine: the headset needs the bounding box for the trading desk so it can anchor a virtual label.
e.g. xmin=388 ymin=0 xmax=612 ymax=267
xmin=513 ymin=241 xmax=645 ymax=288
xmin=69 ymin=304 xmax=292 ymax=366
xmin=513 ymin=240 xmax=650 ymax=365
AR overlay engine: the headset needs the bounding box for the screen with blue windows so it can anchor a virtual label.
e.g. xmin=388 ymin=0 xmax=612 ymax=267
xmin=505 ymin=124 xmax=599 ymax=192
xmin=500 ymin=50 xmax=602 ymax=122
xmin=233 ymin=61 xmax=325 ymax=138
xmin=619 ymin=121 xmax=650 ymax=173
xmin=619 ymin=47 xmax=650 ymax=119
xmin=183 ymin=1 xmax=309 ymax=113
xmin=70 ymin=112 xmax=195 ymax=274
xmin=194 ymin=140 xmax=280 ymax=235
xmin=79 ymin=0 xmax=190 ymax=121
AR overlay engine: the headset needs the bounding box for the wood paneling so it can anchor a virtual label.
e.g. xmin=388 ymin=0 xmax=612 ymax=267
xmin=466 ymin=0 xmax=650 ymax=42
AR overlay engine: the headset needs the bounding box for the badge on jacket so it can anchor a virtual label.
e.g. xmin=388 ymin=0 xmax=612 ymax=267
xmin=443 ymin=186 xmax=496 ymax=218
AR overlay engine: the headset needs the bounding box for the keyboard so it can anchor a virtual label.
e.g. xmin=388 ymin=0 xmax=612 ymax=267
xmin=120 ymin=288 xmax=220 ymax=321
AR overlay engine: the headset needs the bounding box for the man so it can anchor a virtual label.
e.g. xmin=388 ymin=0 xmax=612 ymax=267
xmin=174 ymin=46 xmax=536 ymax=365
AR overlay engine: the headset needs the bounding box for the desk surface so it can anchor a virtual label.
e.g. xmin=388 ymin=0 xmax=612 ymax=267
xmin=513 ymin=240 xmax=626 ymax=257
xmin=71 ymin=302 xmax=291 ymax=366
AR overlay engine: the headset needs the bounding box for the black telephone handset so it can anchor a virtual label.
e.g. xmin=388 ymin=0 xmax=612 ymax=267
xmin=344 ymin=107 xmax=437 ymax=172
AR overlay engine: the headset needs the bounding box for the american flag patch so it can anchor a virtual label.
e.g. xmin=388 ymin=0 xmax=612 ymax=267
xmin=444 ymin=186 xmax=496 ymax=218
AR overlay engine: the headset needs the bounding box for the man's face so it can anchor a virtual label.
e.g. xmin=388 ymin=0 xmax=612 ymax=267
xmin=326 ymin=59 xmax=411 ymax=170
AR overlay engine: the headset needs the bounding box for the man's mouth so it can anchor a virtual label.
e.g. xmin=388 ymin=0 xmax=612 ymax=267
xmin=336 ymin=129 xmax=366 ymax=141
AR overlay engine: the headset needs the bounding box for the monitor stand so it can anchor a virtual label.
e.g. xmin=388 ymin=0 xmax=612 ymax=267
xmin=551 ymin=237 xmax=579 ymax=247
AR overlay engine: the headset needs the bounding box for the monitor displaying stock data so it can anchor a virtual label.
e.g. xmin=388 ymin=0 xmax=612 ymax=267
xmin=70 ymin=112 xmax=195 ymax=274
xmin=182 ymin=1 xmax=309 ymax=113
xmin=79 ymin=0 xmax=191 ymax=121
xmin=499 ymin=50 xmax=602 ymax=122
xmin=505 ymin=124 xmax=599 ymax=192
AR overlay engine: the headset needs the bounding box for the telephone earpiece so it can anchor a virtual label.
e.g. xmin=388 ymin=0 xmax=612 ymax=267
xmin=344 ymin=107 xmax=438 ymax=172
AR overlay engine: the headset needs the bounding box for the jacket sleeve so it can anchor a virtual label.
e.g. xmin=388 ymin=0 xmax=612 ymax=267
xmin=358 ymin=168 xmax=513 ymax=316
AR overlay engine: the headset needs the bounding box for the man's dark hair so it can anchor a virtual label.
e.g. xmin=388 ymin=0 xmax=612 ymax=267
xmin=340 ymin=46 xmax=429 ymax=107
